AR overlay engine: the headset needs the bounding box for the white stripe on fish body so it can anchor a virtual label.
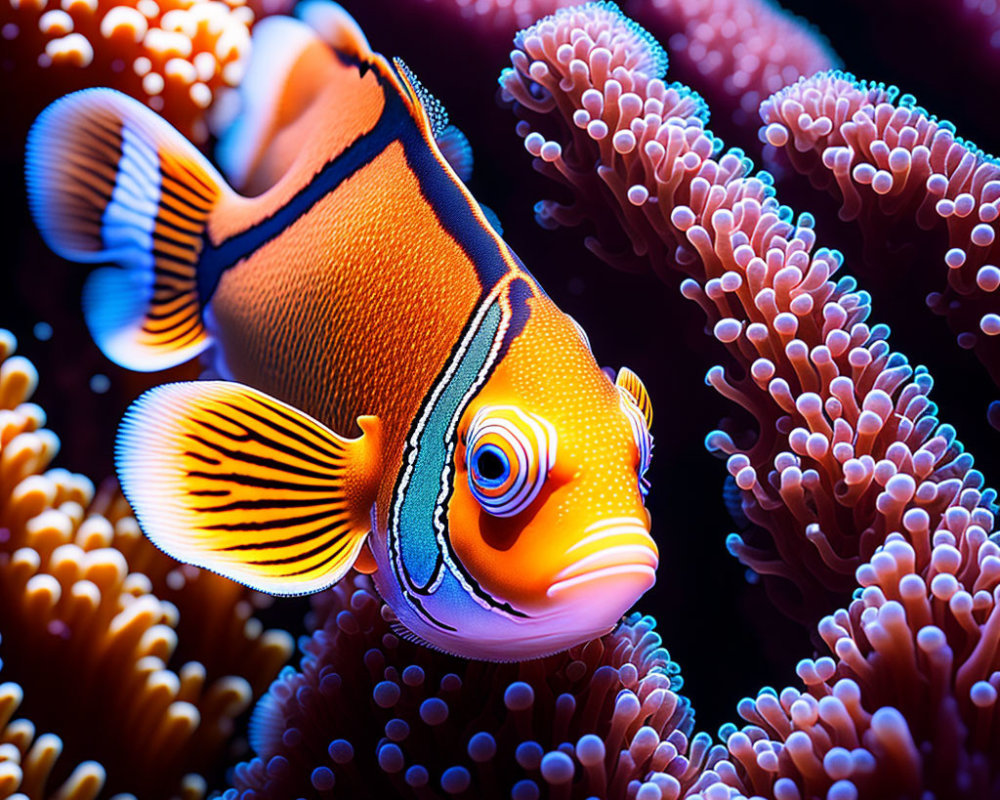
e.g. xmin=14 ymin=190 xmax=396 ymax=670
xmin=566 ymin=517 xmax=653 ymax=554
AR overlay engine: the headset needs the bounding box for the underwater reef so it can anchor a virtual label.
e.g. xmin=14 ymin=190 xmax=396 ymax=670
xmin=2 ymin=0 xmax=1000 ymax=798
xmin=0 ymin=0 xmax=293 ymax=144
xmin=0 ymin=330 xmax=293 ymax=798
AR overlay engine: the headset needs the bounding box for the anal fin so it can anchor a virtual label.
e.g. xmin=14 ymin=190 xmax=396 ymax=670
xmin=116 ymin=381 xmax=382 ymax=595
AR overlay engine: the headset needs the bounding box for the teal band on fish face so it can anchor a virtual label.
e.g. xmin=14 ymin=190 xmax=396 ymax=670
xmin=389 ymin=292 xmax=505 ymax=598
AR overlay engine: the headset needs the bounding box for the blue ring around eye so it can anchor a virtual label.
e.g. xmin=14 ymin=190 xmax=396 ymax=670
xmin=471 ymin=443 xmax=511 ymax=488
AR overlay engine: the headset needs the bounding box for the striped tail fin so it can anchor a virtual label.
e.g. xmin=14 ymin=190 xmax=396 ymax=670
xmin=25 ymin=88 xmax=234 ymax=372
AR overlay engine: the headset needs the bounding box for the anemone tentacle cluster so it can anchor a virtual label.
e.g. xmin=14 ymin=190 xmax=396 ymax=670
xmin=0 ymin=672 xmax=108 ymax=800
xmin=423 ymin=0 xmax=837 ymax=154
xmin=501 ymin=2 xmax=710 ymax=274
xmin=631 ymin=0 xmax=838 ymax=135
xmin=695 ymin=507 xmax=1000 ymax=798
xmin=0 ymin=329 xmax=293 ymax=798
xmin=500 ymin=0 xmax=999 ymax=621
xmin=500 ymin=4 xmax=1000 ymax=797
xmin=759 ymin=71 xmax=1000 ymax=391
xmin=224 ymin=573 xmax=705 ymax=800
xmin=0 ymin=0 xmax=292 ymax=141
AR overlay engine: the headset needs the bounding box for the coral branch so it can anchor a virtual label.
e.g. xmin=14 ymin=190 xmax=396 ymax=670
xmin=500 ymin=6 xmax=1000 ymax=796
xmin=500 ymin=2 xmax=998 ymax=622
xmin=225 ymin=574 xmax=705 ymax=800
xmin=760 ymin=71 xmax=1000 ymax=390
xmin=0 ymin=329 xmax=293 ymax=798
xmin=630 ymin=0 xmax=838 ymax=141
xmin=0 ymin=0 xmax=293 ymax=142
xmin=0 ymin=676 xmax=109 ymax=800
xmin=697 ymin=514 xmax=1000 ymax=798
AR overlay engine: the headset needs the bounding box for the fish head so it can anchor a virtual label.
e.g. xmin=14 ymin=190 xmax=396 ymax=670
xmin=442 ymin=297 xmax=658 ymax=653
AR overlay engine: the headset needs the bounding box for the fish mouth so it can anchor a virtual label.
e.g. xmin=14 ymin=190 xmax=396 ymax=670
xmin=546 ymin=517 xmax=658 ymax=598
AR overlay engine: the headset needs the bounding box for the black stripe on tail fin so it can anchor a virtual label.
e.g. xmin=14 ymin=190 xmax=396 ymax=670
xmin=26 ymin=88 xmax=232 ymax=372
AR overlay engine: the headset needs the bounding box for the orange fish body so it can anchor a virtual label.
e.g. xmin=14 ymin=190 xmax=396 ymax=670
xmin=26 ymin=5 xmax=659 ymax=659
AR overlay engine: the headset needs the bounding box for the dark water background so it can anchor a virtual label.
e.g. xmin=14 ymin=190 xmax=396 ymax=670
xmin=1 ymin=0 xmax=998 ymax=733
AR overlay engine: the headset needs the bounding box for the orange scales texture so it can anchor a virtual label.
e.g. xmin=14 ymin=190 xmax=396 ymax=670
xmin=210 ymin=139 xmax=485 ymax=520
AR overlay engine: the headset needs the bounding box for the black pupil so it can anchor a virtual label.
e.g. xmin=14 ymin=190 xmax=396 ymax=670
xmin=476 ymin=449 xmax=506 ymax=481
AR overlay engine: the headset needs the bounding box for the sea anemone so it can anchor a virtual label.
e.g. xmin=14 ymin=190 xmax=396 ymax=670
xmin=759 ymin=71 xmax=1000 ymax=393
xmin=411 ymin=0 xmax=573 ymax=30
xmin=407 ymin=0 xmax=837 ymax=152
xmin=5 ymin=2 xmax=1000 ymax=798
xmin=0 ymin=0 xmax=293 ymax=142
xmin=0 ymin=329 xmax=293 ymax=798
xmin=499 ymin=2 xmax=998 ymax=623
xmin=0 ymin=669 xmax=109 ymax=800
xmin=691 ymin=507 xmax=1000 ymax=799
xmin=631 ymin=0 xmax=838 ymax=141
xmin=224 ymin=573 xmax=705 ymax=800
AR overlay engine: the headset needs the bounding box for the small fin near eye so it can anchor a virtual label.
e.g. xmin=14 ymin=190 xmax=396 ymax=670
xmin=25 ymin=88 xmax=232 ymax=372
xmin=116 ymin=381 xmax=382 ymax=596
xmin=616 ymin=367 xmax=653 ymax=429
xmin=215 ymin=15 xmax=341 ymax=191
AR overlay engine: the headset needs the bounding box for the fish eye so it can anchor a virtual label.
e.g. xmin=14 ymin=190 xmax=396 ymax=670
xmin=473 ymin=445 xmax=509 ymax=485
xmin=465 ymin=406 xmax=557 ymax=517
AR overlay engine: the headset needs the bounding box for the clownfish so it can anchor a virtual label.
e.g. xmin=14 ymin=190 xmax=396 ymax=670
xmin=24 ymin=3 xmax=658 ymax=660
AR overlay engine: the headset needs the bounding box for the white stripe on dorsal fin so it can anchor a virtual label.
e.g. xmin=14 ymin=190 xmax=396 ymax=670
xmin=297 ymin=0 xmax=372 ymax=60
xmin=216 ymin=3 xmax=376 ymax=193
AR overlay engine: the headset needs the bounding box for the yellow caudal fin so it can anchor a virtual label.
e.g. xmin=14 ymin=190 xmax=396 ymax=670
xmin=116 ymin=381 xmax=382 ymax=595
xmin=25 ymin=88 xmax=235 ymax=372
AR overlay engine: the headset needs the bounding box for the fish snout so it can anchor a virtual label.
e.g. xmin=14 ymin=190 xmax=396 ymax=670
xmin=547 ymin=517 xmax=658 ymax=601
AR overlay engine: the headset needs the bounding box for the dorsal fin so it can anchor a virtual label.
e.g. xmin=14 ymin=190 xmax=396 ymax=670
xmin=216 ymin=4 xmax=475 ymax=192
xmin=296 ymin=0 xmax=372 ymax=61
xmin=215 ymin=15 xmax=343 ymax=192
xmin=390 ymin=58 xmax=475 ymax=181
xmin=392 ymin=58 xmax=450 ymax=138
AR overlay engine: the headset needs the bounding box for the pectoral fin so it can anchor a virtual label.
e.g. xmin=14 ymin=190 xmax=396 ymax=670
xmin=616 ymin=366 xmax=653 ymax=429
xmin=116 ymin=381 xmax=382 ymax=595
